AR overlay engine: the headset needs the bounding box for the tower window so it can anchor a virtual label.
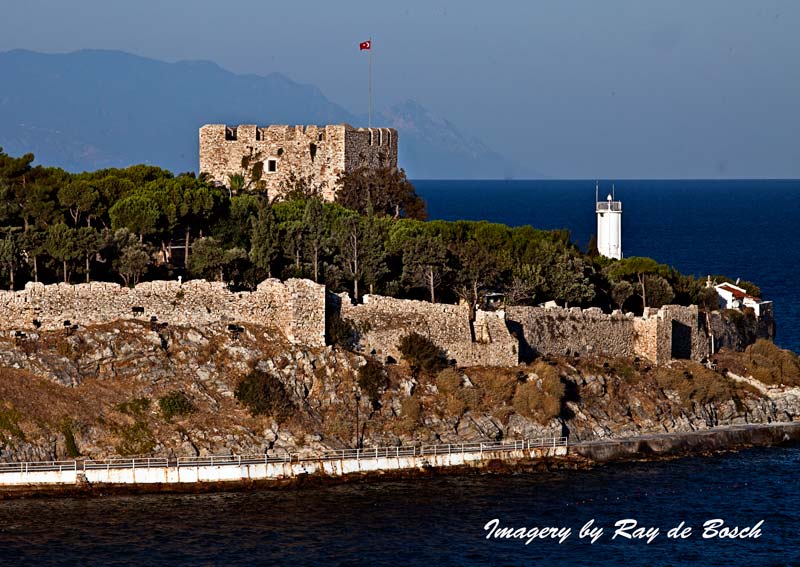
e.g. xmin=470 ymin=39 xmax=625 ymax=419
xmin=267 ymin=159 xmax=278 ymax=172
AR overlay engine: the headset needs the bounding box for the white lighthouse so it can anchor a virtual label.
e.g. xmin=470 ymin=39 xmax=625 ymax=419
xmin=596 ymin=182 xmax=622 ymax=260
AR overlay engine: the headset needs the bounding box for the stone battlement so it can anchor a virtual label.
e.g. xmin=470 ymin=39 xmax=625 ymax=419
xmin=0 ymin=279 xmax=326 ymax=348
xmin=199 ymin=123 xmax=398 ymax=201
xmin=0 ymin=278 xmax=763 ymax=368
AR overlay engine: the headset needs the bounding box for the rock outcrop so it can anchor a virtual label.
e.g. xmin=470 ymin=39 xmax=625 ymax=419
xmin=0 ymin=320 xmax=797 ymax=464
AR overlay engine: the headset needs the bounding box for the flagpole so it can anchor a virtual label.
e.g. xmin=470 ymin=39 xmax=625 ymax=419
xmin=368 ymin=36 xmax=373 ymax=128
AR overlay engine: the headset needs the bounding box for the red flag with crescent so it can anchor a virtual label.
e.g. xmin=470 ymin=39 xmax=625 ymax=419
xmin=359 ymin=40 xmax=371 ymax=50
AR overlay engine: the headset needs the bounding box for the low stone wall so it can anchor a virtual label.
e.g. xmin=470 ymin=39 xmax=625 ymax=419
xmin=509 ymin=304 xmax=708 ymax=365
xmin=507 ymin=306 xmax=636 ymax=361
xmin=339 ymin=294 xmax=518 ymax=367
xmin=0 ymin=278 xmax=326 ymax=347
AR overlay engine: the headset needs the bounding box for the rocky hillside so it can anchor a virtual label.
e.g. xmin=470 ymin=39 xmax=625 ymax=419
xmin=0 ymin=321 xmax=798 ymax=462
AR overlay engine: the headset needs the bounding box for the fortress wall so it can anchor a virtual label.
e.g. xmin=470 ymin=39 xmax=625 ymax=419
xmin=343 ymin=127 xmax=398 ymax=172
xmin=0 ymin=279 xmax=327 ymax=347
xmin=508 ymin=304 xmax=709 ymax=365
xmin=339 ymin=294 xmax=518 ymax=367
xmin=506 ymin=306 xmax=637 ymax=360
xmin=633 ymin=316 xmax=659 ymax=363
xmin=199 ymin=124 xmax=345 ymax=200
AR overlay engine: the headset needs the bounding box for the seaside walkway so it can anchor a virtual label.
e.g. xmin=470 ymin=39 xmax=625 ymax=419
xmin=0 ymin=437 xmax=568 ymax=490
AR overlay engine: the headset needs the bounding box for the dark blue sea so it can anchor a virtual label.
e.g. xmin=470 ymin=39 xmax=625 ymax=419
xmin=2 ymin=180 xmax=799 ymax=566
xmin=418 ymin=179 xmax=800 ymax=353
xmin=1 ymin=447 xmax=798 ymax=565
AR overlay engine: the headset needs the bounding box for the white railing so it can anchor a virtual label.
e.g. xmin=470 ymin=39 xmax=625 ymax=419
xmin=0 ymin=436 xmax=568 ymax=475
xmin=596 ymin=201 xmax=622 ymax=212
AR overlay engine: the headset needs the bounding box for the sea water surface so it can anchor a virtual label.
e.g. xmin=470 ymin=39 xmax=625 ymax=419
xmin=417 ymin=179 xmax=800 ymax=353
xmin=1 ymin=447 xmax=798 ymax=565
xmin=2 ymin=180 xmax=799 ymax=566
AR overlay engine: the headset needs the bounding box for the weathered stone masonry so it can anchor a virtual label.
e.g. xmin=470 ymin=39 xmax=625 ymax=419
xmin=338 ymin=294 xmax=519 ymax=368
xmin=199 ymin=123 xmax=398 ymax=201
xmin=0 ymin=278 xmax=758 ymax=368
xmin=0 ymin=279 xmax=327 ymax=348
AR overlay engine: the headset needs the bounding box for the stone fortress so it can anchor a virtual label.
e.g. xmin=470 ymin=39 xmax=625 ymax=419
xmin=0 ymin=278 xmax=771 ymax=368
xmin=199 ymin=123 xmax=398 ymax=200
xmin=0 ymin=123 xmax=772 ymax=369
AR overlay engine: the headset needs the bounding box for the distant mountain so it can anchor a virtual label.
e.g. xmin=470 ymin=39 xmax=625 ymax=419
xmin=0 ymin=49 xmax=533 ymax=179
xmin=378 ymin=100 xmax=537 ymax=179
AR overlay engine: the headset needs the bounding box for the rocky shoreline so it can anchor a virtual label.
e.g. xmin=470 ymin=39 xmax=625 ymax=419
xmin=0 ymin=320 xmax=798 ymax=497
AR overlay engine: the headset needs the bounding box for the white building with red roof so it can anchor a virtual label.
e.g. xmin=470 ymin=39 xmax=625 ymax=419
xmin=714 ymin=281 xmax=772 ymax=317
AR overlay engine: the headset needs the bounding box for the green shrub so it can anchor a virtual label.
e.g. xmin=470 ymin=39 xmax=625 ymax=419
xmin=235 ymin=368 xmax=295 ymax=420
xmin=358 ymin=359 xmax=387 ymax=408
xmin=398 ymin=332 xmax=448 ymax=374
xmin=61 ymin=419 xmax=80 ymax=458
xmin=158 ymin=391 xmax=196 ymax=420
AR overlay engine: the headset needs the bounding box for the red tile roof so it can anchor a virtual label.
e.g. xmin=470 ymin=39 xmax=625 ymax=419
xmin=717 ymin=283 xmax=760 ymax=301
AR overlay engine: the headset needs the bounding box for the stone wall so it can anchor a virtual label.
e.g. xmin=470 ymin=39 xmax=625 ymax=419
xmin=199 ymin=123 xmax=397 ymax=201
xmin=338 ymin=294 xmax=518 ymax=367
xmin=0 ymin=274 xmax=767 ymax=368
xmin=507 ymin=306 xmax=636 ymax=360
xmin=0 ymin=279 xmax=326 ymax=347
xmin=509 ymin=304 xmax=709 ymax=365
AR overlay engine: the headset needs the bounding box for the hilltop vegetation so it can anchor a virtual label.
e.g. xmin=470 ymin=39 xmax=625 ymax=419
xmin=0 ymin=148 xmax=743 ymax=313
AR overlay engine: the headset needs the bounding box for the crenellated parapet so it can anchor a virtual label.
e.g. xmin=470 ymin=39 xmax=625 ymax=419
xmin=199 ymin=123 xmax=397 ymax=201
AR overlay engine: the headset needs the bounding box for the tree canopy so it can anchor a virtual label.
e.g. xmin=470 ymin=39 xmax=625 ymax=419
xmin=0 ymin=148 xmax=737 ymax=314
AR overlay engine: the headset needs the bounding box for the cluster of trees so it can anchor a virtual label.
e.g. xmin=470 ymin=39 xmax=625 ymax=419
xmin=0 ymin=148 xmax=738 ymax=314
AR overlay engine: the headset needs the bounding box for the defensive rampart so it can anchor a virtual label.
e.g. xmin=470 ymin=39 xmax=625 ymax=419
xmin=0 ymin=279 xmax=326 ymax=347
xmin=0 ymin=277 xmax=766 ymax=367
xmin=338 ymin=294 xmax=519 ymax=367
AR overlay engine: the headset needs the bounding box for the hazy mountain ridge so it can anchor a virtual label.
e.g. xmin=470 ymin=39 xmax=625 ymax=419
xmin=0 ymin=49 xmax=531 ymax=178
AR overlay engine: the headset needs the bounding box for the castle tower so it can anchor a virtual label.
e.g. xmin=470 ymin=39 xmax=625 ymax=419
xmin=596 ymin=182 xmax=622 ymax=260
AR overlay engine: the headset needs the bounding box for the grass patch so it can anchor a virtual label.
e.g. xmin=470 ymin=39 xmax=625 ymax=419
xmin=744 ymin=340 xmax=800 ymax=386
xmin=116 ymin=397 xmax=151 ymax=418
xmin=0 ymin=404 xmax=24 ymax=441
xmin=512 ymin=362 xmax=564 ymax=424
xmin=115 ymin=421 xmax=156 ymax=456
xmin=655 ymin=363 xmax=743 ymax=407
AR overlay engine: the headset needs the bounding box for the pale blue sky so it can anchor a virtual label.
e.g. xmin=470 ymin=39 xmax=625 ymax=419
xmin=2 ymin=0 xmax=798 ymax=178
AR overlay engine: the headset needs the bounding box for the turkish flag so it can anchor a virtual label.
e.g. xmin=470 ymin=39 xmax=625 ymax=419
xmin=359 ymin=40 xmax=371 ymax=50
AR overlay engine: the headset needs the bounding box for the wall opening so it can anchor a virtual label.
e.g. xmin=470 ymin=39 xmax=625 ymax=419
xmin=225 ymin=127 xmax=237 ymax=141
xmin=309 ymin=143 xmax=317 ymax=162
xmin=671 ymin=320 xmax=692 ymax=359
xmin=267 ymin=159 xmax=278 ymax=173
